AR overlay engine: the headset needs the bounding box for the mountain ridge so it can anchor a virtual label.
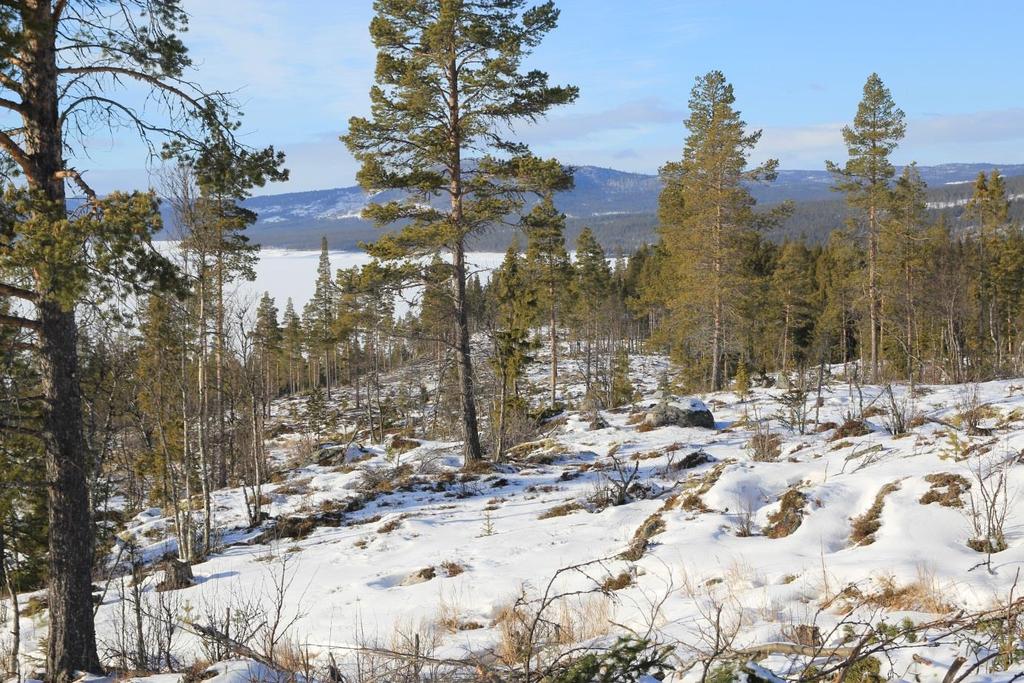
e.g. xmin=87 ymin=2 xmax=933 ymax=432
xmin=158 ymin=162 xmax=1024 ymax=250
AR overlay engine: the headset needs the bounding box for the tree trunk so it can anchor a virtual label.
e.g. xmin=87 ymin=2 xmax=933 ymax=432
xmin=20 ymin=4 xmax=102 ymax=676
xmin=447 ymin=51 xmax=483 ymax=463
xmin=41 ymin=302 xmax=102 ymax=680
xmin=453 ymin=240 xmax=483 ymax=462
xmin=215 ymin=245 xmax=227 ymax=489
xmin=711 ymin=204 xmax=724 ymax=391
xmin=868 ymin=203 xmax=880 ymax=382
xmin=196 ymin=265 xmax=213 ymax=556
xmin=0 ymin=528 xmax=21 ymax=679
xmin=549 ymin=291 xmax=558 ymax=408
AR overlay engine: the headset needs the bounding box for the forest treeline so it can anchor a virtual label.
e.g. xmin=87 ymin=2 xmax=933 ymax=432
xmin=1 ymin=1 xmax=1024 ymax=681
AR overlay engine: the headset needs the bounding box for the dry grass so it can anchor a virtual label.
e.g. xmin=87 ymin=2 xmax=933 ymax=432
xmin=919 ymin=472 xmax=971 ymax=508
xmin=538 ymin=501 xmax=584 ymax=520
xmin=680 ymin=492 xmax=711 ymax=513
xmin=634 ymin=512 xmax=666 ymax=541
xmin=600 ymin=571 xmax=634 ymax=592
xmin=272 ymin=477 xmax=314 ymax=497
xmin=695 ymin=461 xmax=730 ymax=495
xmin=747 ymin=432 xmax=783 ymax=462
xmin=493 ymin=589 xmax=614 ymax=667
xmin=621 ymin=512 xmax=666 ymax=560
xmin=378 ymin=517 xmax=403 ymax=534
xmin=849 ymin=481 xmax=901 ymax=545
xmin=436 ymin=588 xmax=468 ymax=633
xmin=838 ymin=568 xmax=955 ymax=614
xmin=829 ymin=419 xmax=871 ymax=441
xmin=441 ymin=560 xmax=465 ymax=577
xmin=764 ymin=489 xmax=807 ymax=539
xmin=556 ymin=594 xmax=612 ymax=643
xmin=272 ymin=639 xmax=318 ymax=676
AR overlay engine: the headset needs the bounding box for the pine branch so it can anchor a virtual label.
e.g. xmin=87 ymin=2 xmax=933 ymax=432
xmin=54 ymin=168 xmax=96 ymax=202
xmin=58 ymin=66 xmax=210 ymax=111
xmin=0 ymin=129 xmax=29 ymax=171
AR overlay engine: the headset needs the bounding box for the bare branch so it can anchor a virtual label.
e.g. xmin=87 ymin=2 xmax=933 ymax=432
xmin=0 ymin=312 xmax=42 ymax=333
xmin=0 ymin=282 xmax=38 ymax=303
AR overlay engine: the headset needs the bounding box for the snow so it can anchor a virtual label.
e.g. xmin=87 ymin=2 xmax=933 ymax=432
xmin=153 ymin=242 xmax=509 ymax=310
xmin=9 ymin=353 xmax=1024 ymax=680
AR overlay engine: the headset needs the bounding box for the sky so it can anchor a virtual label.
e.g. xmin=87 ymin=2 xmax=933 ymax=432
xmin=77 ymin=0 xmax=1024 ymax=195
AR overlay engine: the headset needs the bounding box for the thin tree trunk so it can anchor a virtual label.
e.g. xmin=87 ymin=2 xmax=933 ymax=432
xmin=868 ymin=203 xmax=880 ymax=382
xmin=0 ymin=528 xmax=20 ymax=680
xmin=549 ymin=290 xmax=558 ymax=408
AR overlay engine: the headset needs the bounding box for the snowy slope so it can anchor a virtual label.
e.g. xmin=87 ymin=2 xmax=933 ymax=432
xmin=10 ymin=358 xmax=1024 ymax=681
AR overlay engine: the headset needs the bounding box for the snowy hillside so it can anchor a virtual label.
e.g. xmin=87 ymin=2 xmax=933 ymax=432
xmin=11 ymin=355 xmax=1024 ymax=681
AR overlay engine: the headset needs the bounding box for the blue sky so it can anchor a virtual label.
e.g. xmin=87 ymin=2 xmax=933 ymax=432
xmin=78 ymin=0 xmax=1024 ymax=195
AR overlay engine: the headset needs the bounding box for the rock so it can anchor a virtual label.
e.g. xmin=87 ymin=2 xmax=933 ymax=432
xmin=675 ymin=449 xmax=715 ymax=470
xmin=156 ymin=559 xmax=194 ymax=592
xmin=643 ymin=397 xmax=715 ymax=430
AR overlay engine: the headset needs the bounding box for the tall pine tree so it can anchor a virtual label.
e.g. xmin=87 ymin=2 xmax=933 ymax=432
xmin=657 ymin=71 xmax=778 ymax=390
xmin=826 ymin=73 xmax=905 ymax=381
xmin=343 ymin=0 xmax=577 ymax=463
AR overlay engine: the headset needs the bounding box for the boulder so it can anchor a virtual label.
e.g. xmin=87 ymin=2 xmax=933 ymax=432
xmin=643 ymin=398 xmax=715 ymax=430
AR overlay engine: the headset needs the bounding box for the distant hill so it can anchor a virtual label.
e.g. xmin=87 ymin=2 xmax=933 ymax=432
xmin=155 ymin=163 xmax=1024 ymax=251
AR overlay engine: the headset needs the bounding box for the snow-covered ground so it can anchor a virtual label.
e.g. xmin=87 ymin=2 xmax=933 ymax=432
xmin=10 ymin=355 xmax=1024 ymax=681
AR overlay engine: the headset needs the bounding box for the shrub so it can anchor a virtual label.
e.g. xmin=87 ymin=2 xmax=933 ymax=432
xmin=747 ymin=432 xmax=782 ymax=462
xmin=547 ymin=636 xmax=672 ymax=683
xmin=830 ymin=419 xmax=871 ymax=441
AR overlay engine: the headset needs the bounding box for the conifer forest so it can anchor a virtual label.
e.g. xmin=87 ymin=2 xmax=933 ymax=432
xmin=3 ymin=2 xmax=1024 ymax=682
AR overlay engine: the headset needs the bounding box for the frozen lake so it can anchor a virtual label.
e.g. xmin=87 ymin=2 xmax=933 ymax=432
xmin=155 ymin=243 xmax=508 ymax=311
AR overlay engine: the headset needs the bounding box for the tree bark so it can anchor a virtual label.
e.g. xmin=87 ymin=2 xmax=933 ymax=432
xmin=868 ymin=203 xmax=880 ymax=382
xmin=40 ymin=302 xmax=102 ymax=680
xmin=447 ymin=53 xmax=483 ymax=463
xmin=453 ymin=240 xmax=483 ymax=461
xmin=549 ymin=287 xmax=558 ymax=408
xmin=19 ymin=3 xmax=102 ymax=677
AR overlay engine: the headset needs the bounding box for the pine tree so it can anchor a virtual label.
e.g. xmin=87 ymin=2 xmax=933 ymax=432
xmin=815 ymin=229 xmax=863 ymax=368
xmin=573 ymin=227 xmax=612 ymax=394
xmin=770 ymin=241 xmax=816 ymax=371
xmin=281 ymin=299 xmax=305 ymax=395
xmin=826 ymin=73 xmax=906 ymax=381
xmin=965 ymin=170 xmax=1015 ymax=371
xmin=304 ymin=384 xmax=331 ymax=442
xmin=609 ymin=347 xmax=634 ymax=408
xmin=733 ymin=358 xmax=750 ymax=398
xmin=0 ymin=5 xmax=285 ymax=672
xmin=343 ymin=0 xmax=577 ymax=463
xmin=489 ymin=244 xmax=538 ymax=460
xmin=524 ymin=193 xmax=572 ymax=408
xmin=658 ymin=71 xmax=778 ymax=390
xmin=253 ymin=292 xmax=282 ymax=406
xmin=306 ymin=236 xmax=337 ymax=396
xmin=879 ymin=165 xmax=931 ymax=385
